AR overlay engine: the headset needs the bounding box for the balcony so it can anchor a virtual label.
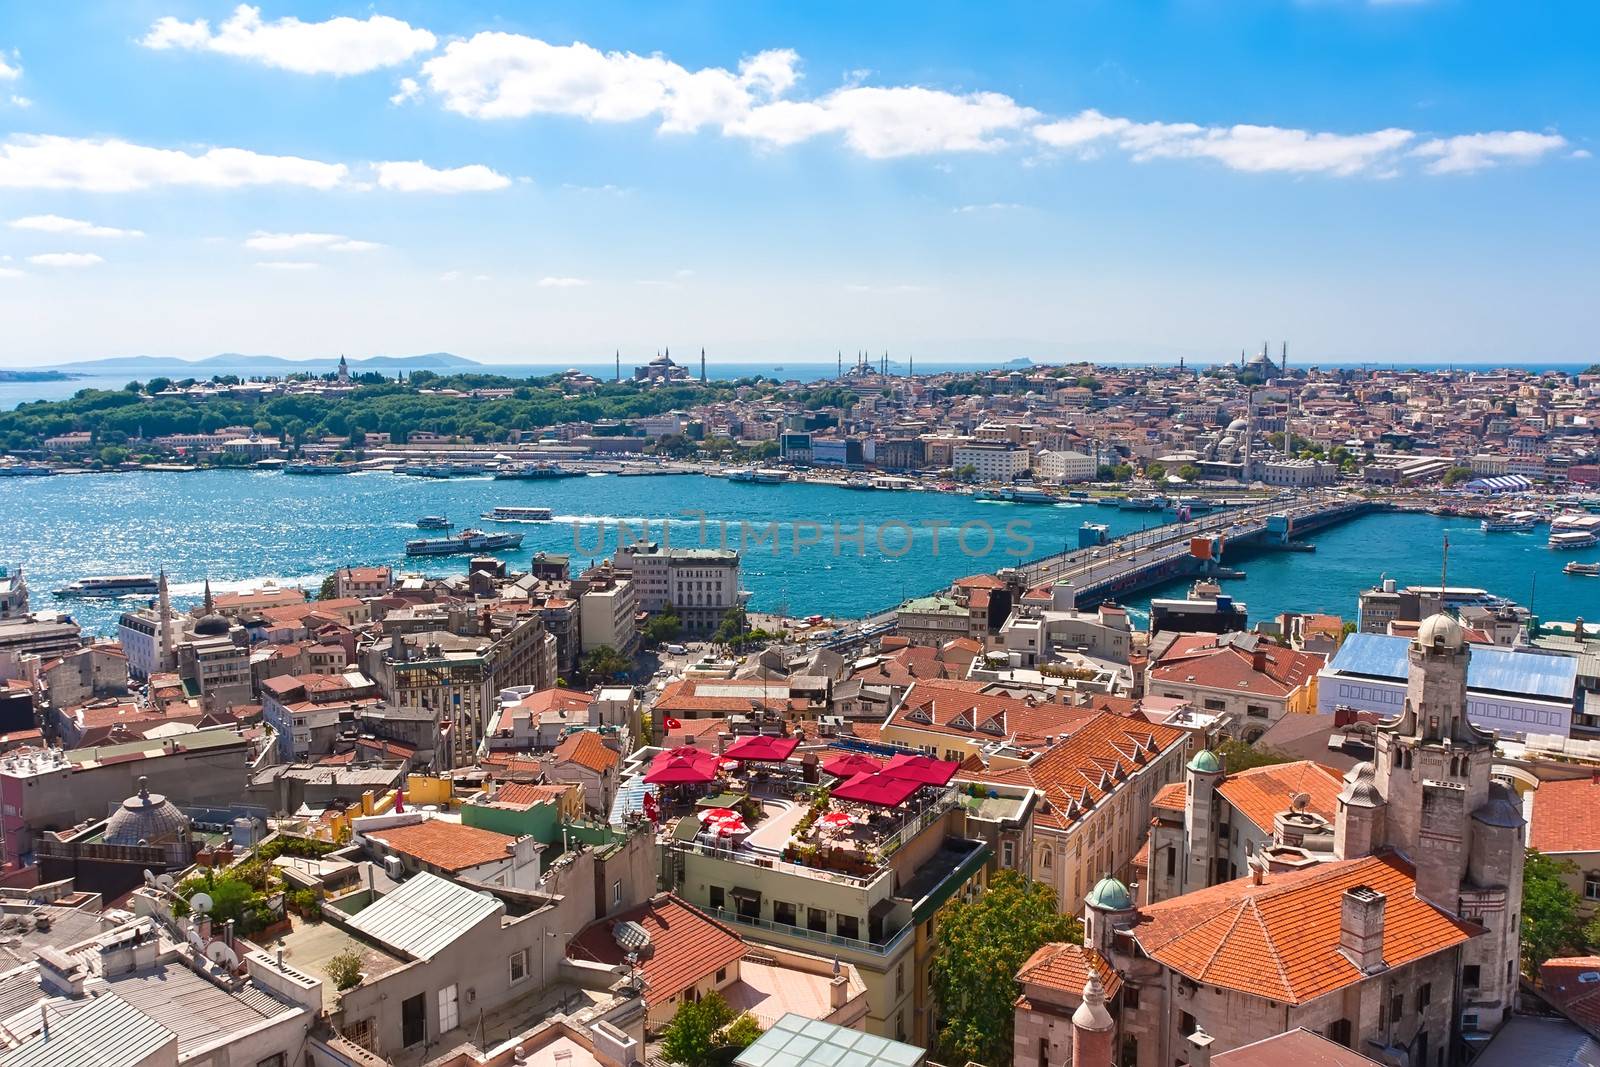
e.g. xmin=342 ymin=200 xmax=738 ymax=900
xmin=705 ymin=905 xmax=914 ymax=958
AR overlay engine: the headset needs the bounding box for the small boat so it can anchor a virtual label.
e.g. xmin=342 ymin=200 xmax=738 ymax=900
xmin=1481 ymin=511 xmax=1539 ymax=532
xmin=416 ymin=516 xmax=453 ymax=529
xmin=481 ymin=506 xmax=553 ymax=523
xmin=405 ymin=529 xmax=524 ymax=556
xmin=283 ymin=461 xmax=357 ymax=475
xmin=54 ymin=574 xmax=160 ymax=598
xmin=494 ymin=463 xmax=581 ymax=480
xmin=1564 ymin=561 xmax=1600 ymax=576
xmin=1550 ymin=530 xmax=1600 ymax=550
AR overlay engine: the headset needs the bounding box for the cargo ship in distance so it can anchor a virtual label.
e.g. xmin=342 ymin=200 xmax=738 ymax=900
xmin=405 ymin=529 xmax=524 ymax=556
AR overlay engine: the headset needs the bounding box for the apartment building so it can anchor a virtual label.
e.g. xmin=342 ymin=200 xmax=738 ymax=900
xmin=618 ymin=545 xmax=742 ymax=635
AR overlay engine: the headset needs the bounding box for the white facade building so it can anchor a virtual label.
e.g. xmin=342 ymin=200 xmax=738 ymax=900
xmin=1032 ymin=449 xmax=1098 ymax=484
xmin=953 ymin=443 xmax=1030 ymax=482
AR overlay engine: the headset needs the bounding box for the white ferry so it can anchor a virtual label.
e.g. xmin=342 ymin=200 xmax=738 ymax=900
xmin=1565 ymin=561 xmax=1600 ymax=577
xmin=54 ymin=574 xmax=161 ymax=598
xmin=481 ymin=506 xmax=554 ymax=523
xmin=405 ymin=529 xmax=524 ymax=556
xmin=1481 ymin=510 xmax=1540 ymax=532
xmin=1550 ymin=530 xmax=1600 ymax=550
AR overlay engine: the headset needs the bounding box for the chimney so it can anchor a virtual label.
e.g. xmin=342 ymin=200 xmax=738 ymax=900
xmin=1338 ymin=885 xmax=1387 ymax=973
xmin=1248 ymin=857 xmax=1264 ymax=886
xmin=1187 ymin=1026 xmax=1214 ymax=1067
xmin=1070 ymin=971 xmax=1115 ymax=1067
xmin=829 ymin=972 xmax=849 ymax=1010
xmin=1251 ymin=646 xmax=1267 ymax=673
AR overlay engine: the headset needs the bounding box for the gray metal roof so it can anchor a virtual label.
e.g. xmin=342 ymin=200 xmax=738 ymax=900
xmin=346 ymin=871 xmax=500 ymax=961
xmin=105 ymin=960 xmax=292 ymax=1055
xmin=0 ymin=992 xmax=174 ymax=1067
xmin=735 ymin=1013 xmax=924 ymax=1067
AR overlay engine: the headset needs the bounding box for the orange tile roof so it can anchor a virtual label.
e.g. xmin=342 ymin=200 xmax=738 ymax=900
xmin=1153 ymin=781 xmax=1187 ymax=812
xmin=888 ymin=679 xmax=1096 ymax=748
xmin=965 ymin=712 xmax=1189 ymax=831
xmin=553 ymin=730 xmax=619 ymax=774
xmin=1540 ymin=956 xmax=1600 ymax=1039
xmin=364 ymin=819 xmax=519 ymax=872
xmin=953 ymin=573 xmax=1007 ymax=590
xmin=568 ymin=894 xmax=747 ymax=1003
xmin=1216 ymin=761 xmax=1344 ymax=835
xmin=515 ymin=687 xmax=594 ymax=715
xmin=654 ymin=679 xmax=792 ymax=716
xmin=1150 ymin=634 xmax=1325 ymax=698
xmin=1134 ymin=851 xmax=1479 ymax=1004
xmin=1529 ymin=776 xmax=1600 ymax=854
xmin=1016 ymin=942 xmax=1123 ymax=1000
xmin=493 ymin=782 xmax=574 ymax=808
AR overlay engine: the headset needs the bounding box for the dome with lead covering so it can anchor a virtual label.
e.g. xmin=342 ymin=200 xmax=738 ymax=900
xmin=1188 ymin=749 xmax=1222 ymax=774
xmin=193 ymin=613 xmax=230 ymax=637
xmin=1086 ymin=876 xmax=1134 ymax=912
xmin=105 ymin=777 xmax=190 ymax=847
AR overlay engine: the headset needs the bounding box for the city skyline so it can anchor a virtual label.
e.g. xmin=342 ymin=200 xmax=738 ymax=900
xmin=1 ymin=2 xmax=1596 ymax=366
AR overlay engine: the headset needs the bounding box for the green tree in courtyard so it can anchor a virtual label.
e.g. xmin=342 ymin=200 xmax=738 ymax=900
xmin=660 ymin=990 xmax=734 ymax=1067
xmin=317 ymin=574 xmax=339 ymax=600
xmin=1524 ymin=849 xmax=1585 ymax=973
xmin=931 ymin=869 xmax=1082 ymax=1067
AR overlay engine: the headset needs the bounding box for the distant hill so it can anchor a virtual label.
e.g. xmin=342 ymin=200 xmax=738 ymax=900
xmin=54 ymin=352 xmax=480 ymax=375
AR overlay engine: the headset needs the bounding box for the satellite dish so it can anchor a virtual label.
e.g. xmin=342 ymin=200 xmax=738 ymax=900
xmin=187 ymin=927 xmax=206 ymax=951
xmin=189 ymin=892 xmax=214 ymax=915
xmin=205 ymin=941 xmax=240 ymax=969
xmin=1291 ymin=792 xmax=1312 ymax=813
xmin=142 ymin=870 xmax=156 ymax=887
xmin=155 ymin=874 xmax=175 ymax=891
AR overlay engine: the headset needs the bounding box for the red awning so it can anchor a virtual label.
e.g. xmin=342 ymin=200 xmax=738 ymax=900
xmin=830 ymin=772 xmax=921 ymax=808
xmin=821 ymin=752 xmax=885 ymax=778
xmin=644 ymin=746 xmax=721 ymax=785
xmin=722 ymin=734 xmax=800 ymax=763
xmin=880 ymin=753 xmax=960 ymax=787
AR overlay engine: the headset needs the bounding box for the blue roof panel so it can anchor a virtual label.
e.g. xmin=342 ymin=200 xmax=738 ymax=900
xmin=1329 ymin=632 xmax=1577 ymax=701
xmin=1329 ymin=633 xmax=1410 ymax=680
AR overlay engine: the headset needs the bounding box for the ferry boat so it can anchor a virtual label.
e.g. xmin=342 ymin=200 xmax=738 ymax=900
xmin=405 ymin=529 xmax=524 ymax=556
xmin=1481 ymin=511 xmax=1540 ymax=532
xmin=977 ymin=486 xmax=1057 ymax=504
xmin=416 ymin=516 xmax=453 ymax=529
xmin=283 ymin=461 xmax=357 ymax=475
xmin=399 ymin=462 xmax=492 ymax=479
xmin=1564 ymin=561 xmax=1600 ymax=576
xmin=751 ymin=468 xmax=791 ymax=484
xmin=1550 ymin=530 xmax=1600 ymax=551
xmin=0 ymin=465 xmax=53 ymax=477
xmin=481 ymin=506 xmax=554 ymax=523
xmin=725 ymin=468 xmax=755 ymax=482
xmin=494 ymin=462 xmax=581 ymax=480
xmin=869 ymin=476 xmax=914 ymax=491
xmin=1118 ymin=494 xmax=1166 ymax=511
xmin=54 ymin=574 xmax=161 ymax=598
xmin=1550 ymin=512 xmax=1600 ymax=534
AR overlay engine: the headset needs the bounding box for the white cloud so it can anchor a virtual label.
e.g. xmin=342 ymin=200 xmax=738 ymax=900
xmin=390 ymin=77 xmax=421 ymax=105
xmin=420 ymin=33 xmax=798 ymax=131
xmin=28 ymin=252 xmax=104 ymax=267
xmin=732 ymin=87 xmax=1038 ymax=158
xmin=1035 ymin=109 xmax=1414 ymax=176
xmin=243 ymin=231 xmax=380 ymax=252
xmin=141 ymin=4 xmax=435 ymax=75
xmin=0 ymin=53 xmax=19 ymax=81
xmin=9 ymin=214 xmax=144 ymax=238
xmin=1572 ymin=148 xmax=1593 ymax=160
xmin=373 ymin=160 xmax=511 ymax=192
xmin=537 ymin=276 xmax=589 ymax=287
xmin=1411 ymin=130 xmax=1569 ymax=173
xmin=0 ymin=134 xmax=348 ymax=191
xmin=9 ymin=95 xmax=32 ymax=108
xmin=255 ymin=260 xmax=319 ymax=270
xmin=953 ymin=201 xmax=1024 ymax=213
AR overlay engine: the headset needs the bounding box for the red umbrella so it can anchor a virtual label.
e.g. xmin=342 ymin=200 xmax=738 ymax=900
xmin=880 ymin=753 xmax=960 ymax=787
xmin=722 ymin=735 xmax=800 ymax=763
xmin=819 ymin=811 xmax=855 ymax=831
xmin=715 ymin=814 xmax=747 ymax=836
xmin=830 ymin=772 xmax=920 ymax=808
xmin=699 ymin=807 xmax=739 ymax=822
xmin=644 ymin=747 xmax=720 ymax=785
xmin=822 ymin=752 xmax=884 ymax=778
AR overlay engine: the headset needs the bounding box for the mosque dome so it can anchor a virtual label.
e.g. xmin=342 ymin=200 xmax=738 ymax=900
xmin=105 ymin=777 xmax=190 ymax=847
xmin=1416 ymin=612 xmax=1465 ymax=652
xmin=193 ymin=613 xmax=231 ymax=637
xmin=1187 ymin=749 xmax=1222 ymax=774
xmin=1227 ymin=418 xmax=1250 ymax=433
xmin=1085 ymin=876 xmax=1134 ymax=912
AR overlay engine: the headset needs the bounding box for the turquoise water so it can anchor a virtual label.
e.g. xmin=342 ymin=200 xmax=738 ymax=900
xmin=0 ymin=471 xmax=1593 ymax=635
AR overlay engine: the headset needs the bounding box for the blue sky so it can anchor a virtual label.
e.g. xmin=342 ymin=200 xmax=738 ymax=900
xmin=0 ymin=1 xmax=1594 ymax=366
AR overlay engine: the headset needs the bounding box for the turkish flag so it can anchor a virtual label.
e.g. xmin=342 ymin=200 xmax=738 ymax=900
xmin=664 ymin=716 xmax=683 ymax=731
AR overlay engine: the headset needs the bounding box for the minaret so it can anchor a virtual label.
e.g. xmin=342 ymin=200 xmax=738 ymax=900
xmin=1070 ymin=972 xmax=1115 ymax=1067
xmin=908 ymin=353 xmax=913 ymax=377
xmin=336 ymin=354 xmax=350 ymax=386
xmin=157 ymin=569 xmax=174 ymax=673
xmin=615 ymin=349 xmax=620 ymax=382
xmin=700 ymin=347 xmax=707 ymax=384
xmin=202 ymin=578 xmax=214 ymax=614
xmin=837 ymin=350 xmax=842 ymax=378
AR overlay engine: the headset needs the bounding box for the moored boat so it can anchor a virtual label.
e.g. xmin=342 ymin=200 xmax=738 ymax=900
xmin=405 ymin=529 xmax=524 ymax=556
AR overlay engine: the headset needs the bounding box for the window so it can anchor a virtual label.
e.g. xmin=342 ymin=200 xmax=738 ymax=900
xmin=256 ymin=1056 xmax=287 ymax=1067
xmin=1246 ymin=704 xmax=1269 ymax=718
xmin=612 ymin=879 xmax=622 ymax=908
xmin=1463 ymin=965 xmax=1480 ymax=989
xmin=1040 ymin=848 xmax=1052 ymax=870
xmin=716 ymin=967 xmax=727 ymax=983
xmin=709 ymin=886 xmax=725 ymax=911
xmin=1165 ymin=848 xmax=1176 ymax=878
xmin=773 ymin=901 xmax=797 ymax=926
xmin=1124 ymin=985 xmax=1140 ymax=1010
xmin=1327 ymin=1019 xmax=1352 ymax=1047
xmin=836 ymin=914 xmax=860 ymax=940
xmin=1203 ymin=698 xmax=1226 ymax=712
xmin=438 ymin=984 xmax=460 ymax=1034
xmin=1180 ymin=1011 xmax=1197 ymax=1037
xmin=1462 ymin=1013 xmax=1480 ymax=1032
xmin=1390 ymin=992 xmax=1403 ymax=1025
xmin=509 ymin=949 xmax=528 ymax=984
xmin=808 ymin=907 xmax=828 ymax=933
xmin=1002 ymin=840 xmax=1015 ymax=868
xmin=1585 ymin=874 xmax=1600 ymax=901
xmin=897 ymin=963 xmax=905 ymax=996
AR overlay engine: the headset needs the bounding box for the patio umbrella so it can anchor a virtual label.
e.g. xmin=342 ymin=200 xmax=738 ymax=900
xmin=699 ymin=807 xmax=739 ymax=822
xmin=715 ymin=814 xmax=747 ymax=835
xmin=821 ymin=752 xmax=884 ymax=779
xmin=818 ymin=811 xmax=855 ymax=831
xmin=722 ymin=734 xmax=800 ymax=763
xmin=880 ymin=753 xmax=960 ymax=787
xmin=719 ymin=760 xmax=740 ymax=772
xmin=644 ymin=746 xmax=720 ymax=785
xmin=830 ymin=772 xmax=921 ymax=808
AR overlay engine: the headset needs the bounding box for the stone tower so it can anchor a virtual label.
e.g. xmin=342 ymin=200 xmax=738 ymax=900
xmin=1183 ymin=749 xmax=1224 ymax=893
xmin=1359 ymin=611 xmax=1524 ymax=1031
xmin=1071 ymin=972 xmax=1115 ymax=1067
xmin=157 ymin=568 xmax=174 ymax=673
